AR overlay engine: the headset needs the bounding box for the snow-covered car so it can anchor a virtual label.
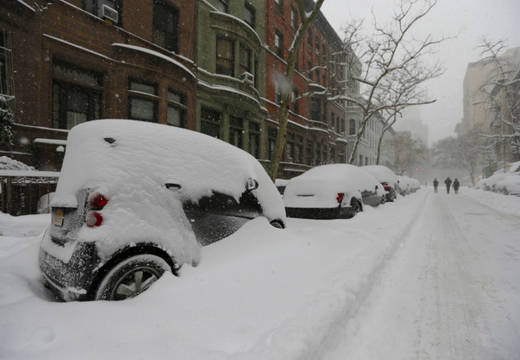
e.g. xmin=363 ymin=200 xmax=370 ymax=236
xmin=476 ymin=161 xmax=520 ymax=196
xmin=275 ymin=178 xmax=289 ymax=195
xmin=283 ymin=164 xmax=385 ymax=219
xmin=397 ymin=176 xmax=421 ymax=195
xmin=39 ymin=120 xmax=286 ymax=301
xmin=362 ymin=165 xmax=399 ymax=202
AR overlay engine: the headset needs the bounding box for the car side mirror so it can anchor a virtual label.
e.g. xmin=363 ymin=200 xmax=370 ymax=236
xmin=246 ymin=178 xmax=259 ymax=191
xmin=165 ymin=183 xmax=182 ymax=191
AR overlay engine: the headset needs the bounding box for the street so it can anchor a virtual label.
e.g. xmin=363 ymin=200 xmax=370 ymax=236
xmin=1 ymin=188 xmax=519 ymax=360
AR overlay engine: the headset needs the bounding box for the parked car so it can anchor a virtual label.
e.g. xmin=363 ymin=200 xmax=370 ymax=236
xmin=397 ymin=176 xmax=421 ymax=195
xmin=39 ymin=120 xmax=286 ymax=301
xmin=362 ymin=165 xmax=399 ymax=202
xmin=283 ymin=164 xmax=385 ymax=219
xmin=476 ymin=161 xmax=520 ymax=196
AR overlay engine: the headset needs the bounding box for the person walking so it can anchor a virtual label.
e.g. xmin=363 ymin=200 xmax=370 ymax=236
xmin=453 ymin=178 xmax=460 ymax=194
xmin=445 ymin=177 xmax=452 ymax=194
xmin=433 ymin=178 xmax=439 ymax=193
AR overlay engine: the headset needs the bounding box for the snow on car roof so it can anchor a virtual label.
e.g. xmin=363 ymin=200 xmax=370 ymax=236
xmin=52 ymin=119 xmax=284 ymax=221
xmin=362 ymin=165 xmax=398 ymax=185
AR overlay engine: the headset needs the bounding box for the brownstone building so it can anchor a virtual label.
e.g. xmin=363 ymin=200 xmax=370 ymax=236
xmin=1 ymin=0 xmax=197 ymax=170
xmin=264 ymin=0 xmax=347 ymax=179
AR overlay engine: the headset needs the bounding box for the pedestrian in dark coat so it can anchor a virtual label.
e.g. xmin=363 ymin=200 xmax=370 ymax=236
xmin=433 ymin=178 xmax=439 ymax=193
xmin=453 ymin=178 xmax=460 ymax=194
xmin=445 ymin=177 xmax=452 ymax=194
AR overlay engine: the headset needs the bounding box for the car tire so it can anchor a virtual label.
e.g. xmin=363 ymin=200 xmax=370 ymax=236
xmin=350 ymin=198 xmax=362 ymax=216
xmin=270 ymin=219 xmax=285 ymax=229
xmin=95 ymin=254 xmax=171 ymax=301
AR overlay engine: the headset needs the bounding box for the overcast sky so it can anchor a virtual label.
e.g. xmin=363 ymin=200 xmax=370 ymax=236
xmin=321 ymin=0 xmax=520 ymax=146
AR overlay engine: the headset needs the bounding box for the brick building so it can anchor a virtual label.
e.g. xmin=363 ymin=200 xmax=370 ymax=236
xmin=1 ymin=0 xmax=353 ymax=180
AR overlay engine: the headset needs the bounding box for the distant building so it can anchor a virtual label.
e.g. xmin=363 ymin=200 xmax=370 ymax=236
xmin=394 ymin=107 xmax=428 ymax=146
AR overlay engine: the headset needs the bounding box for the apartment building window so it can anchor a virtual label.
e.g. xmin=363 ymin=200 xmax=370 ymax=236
xmin=167 ymin=89 xmax=186 ymax=127
xmin=291 ymin=7 xmax=298 ymax=29
xmin=268 ymin=128 xmax=277 ymax=160
xmin=249 ymin=122 xmax=260 ymax=158
xmin=84 ymin=0 xmax=122 ymax=25
xmin=200 ymin=107 xmax=222 ymax=138
xmin=216 ymin=37 xmax=235 ymax=76
xmin=310 ymin=98 xmax=321 ymax=122
xmin=349 ymin=119 xmax=356 ymax=135
xmin=274 ymin=30 xmax=283 ymax=57
xmin=239 ymin=44 xmax=252 ymax=75
xmin=306 ymin=140 xmax=312 ymax=165
xmin=153 ymin=0 xmax=179 ymax=52
xmin=128 ymin=80 xmax=158 ymax=122
xmin=286 ymin=133 xmax=294 ymax=162
xmin=0 ymin=31 xmax=13 ymax=96
xmin=52 ymin=61 xmax=102 ymax=130
xmin=230 ymin=116 xmax=243 ymax=148
xmin=296 ymin=135 xmax=303 ymax=163
xmin=291 ymin=89 xmax=298 ymax=112
xmin=244 ymin=3 xmax=256 ymax=28
xmin=330 ymin=113 xmax=335 ymax=129
xmin=274 ymin=0 xmax=283 ymax=14
xmin=216 ymin=0 xmax=229 ymax=12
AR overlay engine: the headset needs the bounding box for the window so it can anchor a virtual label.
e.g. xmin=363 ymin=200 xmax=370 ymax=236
xmin=167 ymin=89 xmax=186 ymax=127
xmin=244 ymin=3 xmax=256 ymax=28
xmin=0 ymin=31 xmax=13 ymax=96
xmin=296 ymin=135 xmax=303 ymax=163
xmin=274 ymin=0 xmax=282 ymax=14
xmin=310 ymin=98 xmax=321 ymax=122
xmin=275 ymin=83 xmax=282 ymax=105
xmin=216 ymin=37 xmax=235 ymax=76
xmin=268 ymin=128 xmax=277 ymax=160
xmin=330 ymin=113 xmax=335 ymax=129
xmin=274 ymin=30 xmax=283 ymax=57
xmin=200 ymin=107 xmax=222 ymax=138
xmin=52 ymin=61 xmax=103 ymax=129
xmin=307 ymin=32 xmax=312 ymax=47
xmin=239 ymin=44 xmax=252 ymax=75
xmin=315 ymin=37 xmax=320 ymax=55
xmin=349 ymin=119 xmax=356 ymax=135
xmin=216 ymin=0 xmax=229 ymax=12
xmin=230 ymin=116 xmax=244 ymax=148
xmin=306 ymin=140 xmax=312 ymax=165
xmin=153 ymin=0 xmax=179 ymax=52
xmin=291 ymin=7 xmax=298 ymax=29
xmin=83 ymin=0 xmax=122 ymax=25
xmin=249 ymin=122 xmax=260 ymax=158
xmin=291 ymin=89 xmax=298 ymax=112
xmin=286 ymin=133 xmax=294 ymax=162
xmin=128 ymin=80 xmax=158 ymax=122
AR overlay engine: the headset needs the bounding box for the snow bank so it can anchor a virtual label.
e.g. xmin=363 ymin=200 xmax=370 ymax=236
xmin=475 ymin=161 xmax=520 ymax=196
xmin=0 ymin=156 xmax=34 ymax=171
xmin=284 ymin=164 xmax=381 ymax=208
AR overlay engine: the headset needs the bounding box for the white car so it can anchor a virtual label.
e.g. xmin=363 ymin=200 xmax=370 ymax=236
xmin=476 ymin=161 xmax=520 ymax=196
xmin=283 ymin=164 xmax=385 ymax=219
xmin=362 ymin=165 xmax=399 ymax=201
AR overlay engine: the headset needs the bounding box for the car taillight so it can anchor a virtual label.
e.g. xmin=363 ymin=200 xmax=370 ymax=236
xmin=86 ymin=212 xmax=103 ymax=227
xmin=89 ymin=193 xmax=109 ymax=209
xmin=383 ymin=184 xmax=391 ymax=191
xmin=336 ymin=192 xmax=345 ymax=204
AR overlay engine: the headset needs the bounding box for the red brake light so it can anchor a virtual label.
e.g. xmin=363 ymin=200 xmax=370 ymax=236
xmin=86 ymin=212 xmax=103 ymax=227
xmin=89 ymin=193 xmax=108 ymax=209
xmin=383 ymin=184 xmax=391 ymax=191
xmin=336 ymin=192 xmax=345 ymax=204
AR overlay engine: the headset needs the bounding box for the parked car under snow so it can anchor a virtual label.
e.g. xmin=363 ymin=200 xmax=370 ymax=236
xmin=39 ymin=120 xmax=286 ymax=301
xmin=283 ymin=164 xmax=385 ymax=219
xmin=362 ymin=165 xmax=399 ymax=202
xmin=476 ymin=161 xmax=520 ymax=196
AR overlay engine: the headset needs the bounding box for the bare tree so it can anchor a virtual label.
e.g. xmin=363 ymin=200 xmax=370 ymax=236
xmin=337 ymin=0 xmax=445 ymax=164
xmin=269 ymin=0 xmax=325 ymax=181
xmin=477 ymin=38 xmax=520 ymax=166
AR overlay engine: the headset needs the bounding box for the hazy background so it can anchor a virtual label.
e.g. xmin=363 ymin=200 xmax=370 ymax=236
xmin=321 ymin=0 xmax=520 ymax=146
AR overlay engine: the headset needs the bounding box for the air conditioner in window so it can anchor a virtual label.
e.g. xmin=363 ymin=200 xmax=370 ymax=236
xmin=99 ymin=3 xmax=119 ymax=23
xmin=241 ymin=72 xmax=254 ymax=86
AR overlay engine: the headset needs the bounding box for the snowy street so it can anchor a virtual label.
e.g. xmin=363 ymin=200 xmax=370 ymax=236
xmin=1 ymin=188 xmax=520 ymax=360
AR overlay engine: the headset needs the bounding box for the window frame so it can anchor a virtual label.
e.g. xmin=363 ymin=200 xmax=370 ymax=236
xmin=244 ymin=2 xmax=256 ymax=28
xmin=216 ymin=36 xmax=235 ymax=76
xmin=152 ymin=0 xmax=179 ymax=52
xmin=128 ymin=79 xmax=159 ymax=123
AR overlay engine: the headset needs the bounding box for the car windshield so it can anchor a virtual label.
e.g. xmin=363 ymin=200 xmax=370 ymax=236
xmin=1 ymin=0 xmax=519 ymax=359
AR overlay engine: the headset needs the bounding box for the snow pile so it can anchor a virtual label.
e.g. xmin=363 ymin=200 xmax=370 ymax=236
xmin=0 ymin=212 xmax=49 ymax=237
xmin=283 ymin=164 xmax=381 ymax=208
xmin=461 ymin=187 xmax=520 ymax=215
xmin=0 ymin=156 xmax=34 ymax=171
xmin=475 ymin=161 xmax=520 ymax=196
xmin=362 ymin=165 xmax=399 ymax=187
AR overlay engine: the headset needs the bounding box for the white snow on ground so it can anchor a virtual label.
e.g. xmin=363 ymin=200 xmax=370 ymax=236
xmin=1 ymin=187 xmax=519 ymax=360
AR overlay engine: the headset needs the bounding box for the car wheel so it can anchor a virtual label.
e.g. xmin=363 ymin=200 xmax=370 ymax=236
xmin=351 ymin=198 xmax=362 ymax=214
xmin=95 ymin=254 xmax=171 ymax=301
xmin=270 ymin=219 xmax=285 ymax=229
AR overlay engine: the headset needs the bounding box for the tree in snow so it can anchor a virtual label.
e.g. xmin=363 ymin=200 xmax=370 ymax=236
xmin=477 ymin=38 xmax=520 ymax=165
xmin=269 ymin=0 xmax=325 ymax=180
xmin=0 ymin=94 xmax=15 ymax=147
xmin=384 ymin=131 xmax=427 ymax=175
xmin=338 ymin=0 xmax=445 ymax=164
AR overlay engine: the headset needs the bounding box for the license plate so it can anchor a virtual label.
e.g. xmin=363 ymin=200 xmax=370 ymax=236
xmin=53 ymin=209 xmax=64 ymax=227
